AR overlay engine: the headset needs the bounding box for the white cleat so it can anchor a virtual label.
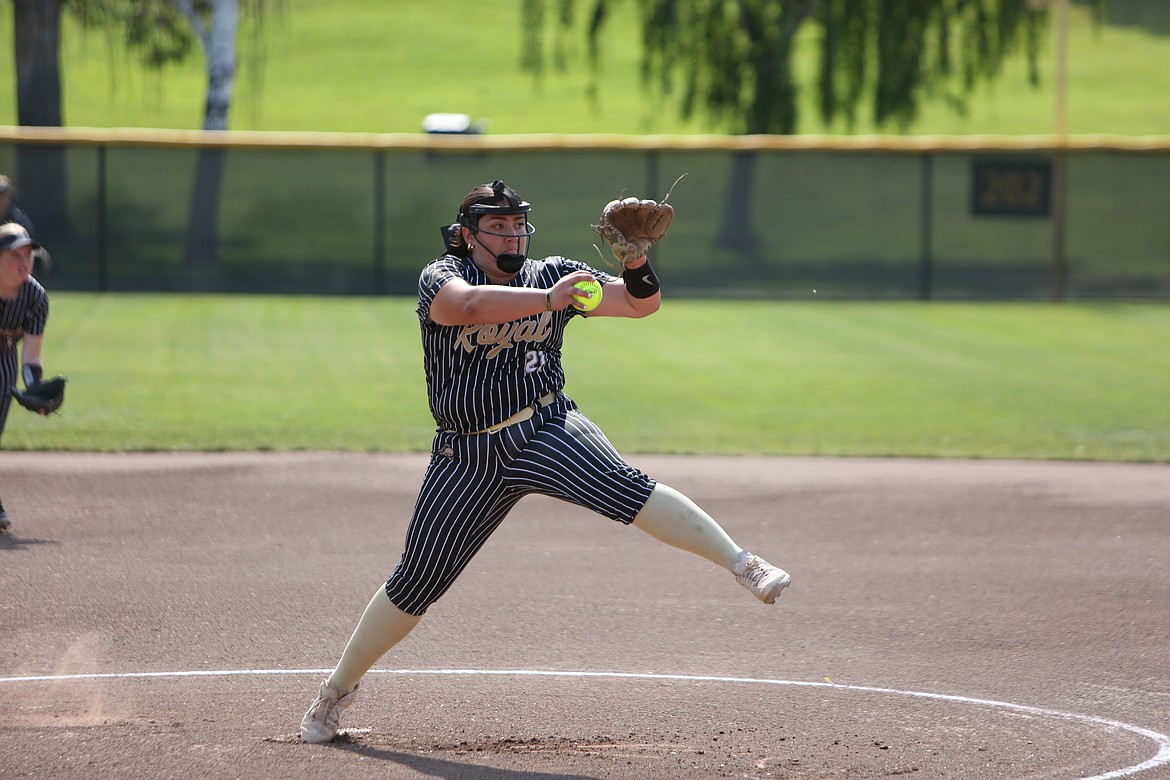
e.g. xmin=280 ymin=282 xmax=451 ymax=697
xmin=733 ymin=551 xmax=791 ymax=604
xmin=300 ymin=681 xmax=359 ymax=743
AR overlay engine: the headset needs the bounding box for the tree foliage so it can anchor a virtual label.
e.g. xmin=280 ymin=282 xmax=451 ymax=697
xmin=64 ymin=0 xmax=274 ymax=71
xmin=65 ymin=0 xmax=196 ymax=68
xmin=524 ymin=0 xmax=1103 ymax=134
xmin=10 ymin=0 xmax=275 ymax=128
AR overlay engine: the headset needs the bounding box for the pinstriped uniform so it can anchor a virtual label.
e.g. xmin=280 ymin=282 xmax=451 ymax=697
xmin=383 ymin=253 xmax=656 ymax=616
xmin=0 ymin=278 xmax=48 ymax=438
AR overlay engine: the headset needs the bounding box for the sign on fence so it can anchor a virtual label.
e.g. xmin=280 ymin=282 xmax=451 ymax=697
xmin=971 ymin=159 xmax=1052 ymax=217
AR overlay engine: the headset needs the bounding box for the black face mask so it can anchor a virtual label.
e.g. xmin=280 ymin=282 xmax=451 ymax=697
xmin=494 ymin=251 xmax=526 ymax=274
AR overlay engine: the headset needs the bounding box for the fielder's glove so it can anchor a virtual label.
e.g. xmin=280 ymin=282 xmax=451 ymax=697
xmin=13 ymin=376 xmax=67 ymax=416
xmin=592 ymin=196 xmax=675 ymax=268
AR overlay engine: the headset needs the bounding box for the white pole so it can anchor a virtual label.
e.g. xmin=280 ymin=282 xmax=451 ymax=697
xmin=1054 ymin=0 xmax=1069 ymax=137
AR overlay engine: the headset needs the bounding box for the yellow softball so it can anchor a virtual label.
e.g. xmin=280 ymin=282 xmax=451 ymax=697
xmin=571 ymin=279 xmax=604 ymax=312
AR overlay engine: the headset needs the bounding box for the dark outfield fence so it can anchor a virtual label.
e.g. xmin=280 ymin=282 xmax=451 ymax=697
xmin=2 ymin=128 xmax=1168 ymax=300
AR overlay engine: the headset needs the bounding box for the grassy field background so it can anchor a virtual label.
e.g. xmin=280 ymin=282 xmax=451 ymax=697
xmin=5 ymin=294 xmax=1168 ymax=462
xmin=2 ymin=3 xmax=1168 ymax=461
xmin=1 ymin=1 xmax=1169 ymax=136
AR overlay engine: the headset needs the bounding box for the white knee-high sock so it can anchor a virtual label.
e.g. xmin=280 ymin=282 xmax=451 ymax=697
xmin=327 ymin=587 xmax=421 ymax=695
xmin=632 ymin=483 xmax=743 ymax=570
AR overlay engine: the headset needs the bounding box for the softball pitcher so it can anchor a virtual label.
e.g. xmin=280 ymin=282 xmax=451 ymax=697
xmin=301 ymin=180 xmax=791 ymax=743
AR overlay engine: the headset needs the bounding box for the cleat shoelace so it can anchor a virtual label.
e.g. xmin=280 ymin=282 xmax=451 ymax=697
xmin=736 ymin=555 xmax=771 ymax=585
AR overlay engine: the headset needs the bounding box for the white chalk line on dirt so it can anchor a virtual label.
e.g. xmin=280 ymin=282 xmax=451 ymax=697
xmin=3 ymin=667 xmax=1168 ymax=780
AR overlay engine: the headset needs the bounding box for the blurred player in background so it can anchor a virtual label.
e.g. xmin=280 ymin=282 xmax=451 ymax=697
xmin=0 ymin=174 xmax=51 ymax=279
xmin=0 ymin=223 xmax=53 ymax=531
xmin=300 ymin=180 xmax=791 ymax=743
xmin=0 ymin=176 xmax=33 ymax=236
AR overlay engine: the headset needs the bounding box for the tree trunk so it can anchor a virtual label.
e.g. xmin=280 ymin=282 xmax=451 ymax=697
xmin=180 ymin=0 xmax=238 ymax=267
xmin=713 ymin=2 xmax=812 ymax=266
xmin=201 ymin=0 xmax=238 ymax=132
xmin=13 ymin=0 xmax=62 ymax=126
xmin=715 ymin=152 xmax=760 ymax=259
xmin=182 ymin=147 xmax=227 ymax=271
xmin=12 ymin=0 xmax=69 ymax=239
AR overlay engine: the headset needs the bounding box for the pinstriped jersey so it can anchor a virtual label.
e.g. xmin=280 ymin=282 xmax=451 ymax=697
xmin=1 ymin=277 xmax=48 ymax=370
xmin=417 ymin=254 xmax=614 ymax=434
xmin=1 ymin=277 xmax=49 ymax=435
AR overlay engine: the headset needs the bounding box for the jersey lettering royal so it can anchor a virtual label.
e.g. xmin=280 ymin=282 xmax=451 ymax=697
xmin=455 ymin=316 xmax=555 ymax=359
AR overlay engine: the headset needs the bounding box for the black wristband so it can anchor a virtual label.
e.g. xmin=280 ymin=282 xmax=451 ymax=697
xmin=22 ymin=363 xmax=42 ymax=388
xmin=622 ymin=261 xmax=661 ymax=299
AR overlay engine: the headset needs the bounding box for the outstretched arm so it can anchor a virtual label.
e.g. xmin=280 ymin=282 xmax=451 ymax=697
xmin=428 ymin=271 xmax=602 ymax=326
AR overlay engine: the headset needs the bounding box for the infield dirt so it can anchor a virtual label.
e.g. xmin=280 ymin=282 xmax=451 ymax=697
xmin=3 ymin=452 xmax=1168 ymax=779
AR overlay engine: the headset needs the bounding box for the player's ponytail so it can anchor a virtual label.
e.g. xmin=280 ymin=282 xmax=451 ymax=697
xmin=440 ymin=221 xmax=472 ymax=257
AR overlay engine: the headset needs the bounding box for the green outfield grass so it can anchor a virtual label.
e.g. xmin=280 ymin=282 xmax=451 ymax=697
xmin=2 ymin=1 xmax=1169 ymax=135
xmin=3 ymin=6 xmax=1168 ymax=462
xmin=5 ymin=294 xmax=1167 ymax=462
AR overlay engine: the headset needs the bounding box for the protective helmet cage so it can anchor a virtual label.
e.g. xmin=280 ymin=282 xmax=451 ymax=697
xmin=441 ymin=180 xmax=535 ymax=259
xmin=458 ymin=179 xmax=531 ymax=230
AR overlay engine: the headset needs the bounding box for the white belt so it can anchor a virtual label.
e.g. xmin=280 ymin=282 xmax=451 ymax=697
xmin=473 ymin=392 xmax=557 ymax=435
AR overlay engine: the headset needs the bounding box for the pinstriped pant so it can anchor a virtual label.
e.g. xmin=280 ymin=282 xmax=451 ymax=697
xmin=385 ymin=393 xmax=656 ymax=616
xmin=0 ymin=395 xmax=12 ymax=440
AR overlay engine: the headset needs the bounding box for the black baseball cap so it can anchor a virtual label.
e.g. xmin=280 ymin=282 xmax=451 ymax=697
xmin=0 ymin=223 xmax=40 ymax=252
